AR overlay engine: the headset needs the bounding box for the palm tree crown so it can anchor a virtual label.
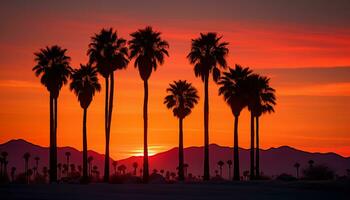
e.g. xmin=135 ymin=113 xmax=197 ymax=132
xmin=33 ymin=45 xmax=72 ymax=98
xmin=128 ymin=26 xmax=169 ymax=81
xmin=88 ymin=28 xmax=129 ymax=78
xmin=187 ymin=32 xmax=229 ymax=82
xmin=70 ymin=64 xmax=101 ymax=109
xmin=164 ymin=80 xmax=199 ymax=119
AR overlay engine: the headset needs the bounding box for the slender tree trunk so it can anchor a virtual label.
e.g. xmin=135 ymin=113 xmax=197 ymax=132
xmin=49 ymin=94 xmax=57 ymax=183
xmin=250 ymin=112 xmax=255 ymax=180
xmin=178 ymin=118 xmax=185 ymax=181
xmin=82 ymin=108 xmax=88 ymax=183
xmin=143 ymin=80 xmax=149 ymax=183
xmin=105 ymin=73 xmax=115 ymax=182
xmin=255 ymin=116 xmax=260 ymax=178
xmin=103 ymin=76 xmax=110 ymax=182
xmin=233 ymin=115 xmax=240 ymax=180
xmin=203 ymin=75 xmax=210 ymax=181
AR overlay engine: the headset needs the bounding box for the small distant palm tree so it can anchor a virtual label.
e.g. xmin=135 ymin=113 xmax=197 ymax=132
xmin=33 ymin=45 xmax=72 ymax=183
xmin=112 ymin=161 xmax=118 ymax=176
xmin=118 ymin=164 xmax=126 ymax=175
xmin=164 ymin=80 xmax=199 ymax=181
xmin=226 ymin=160 xmax=232 ymax=179
xmin=217 ymin=161 xmax=224 ymax=177
xmin=1 ymin=151 xmax=8 ymax=178
xmin=57 ymin=163 xmax=62 ymax=179
xmin=183 ymin=163 xmax=189 ymax=177
xmin=34 ymin=156 xmax=40 ymax=176
xmin=129 ymin=26 xmax=169 ymax=183
xmin=132 ymin=162 xmax=138 ymax=176
xmin=10 ymin=167 xmax=16 ymax=182
xmin=308 ymin=160 xmax=314 ymax=168
xmin=218 ymin=65 xmax=252 ymax=180
xmin=23 ymin=152 xmax=31 ymax=183
xmin=65 ymin=152 xmax=71 ymax=176
xmin=42 ymin=166 xmax=48 ymax=181
xmin=188 ymin=32 xmax=229 ymax=180
xmin=294 ymin=162 xmax=300 ymax=178
xmin=70 ymin=63 xmax=101 ymax=182
xmin=88 ymin=156 xmax=94 ymax=177
xmin=88 ymin=28 xmax=129 ymax=182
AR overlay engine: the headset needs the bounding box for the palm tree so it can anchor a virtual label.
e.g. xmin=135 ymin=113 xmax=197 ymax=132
xmin=183 ymin=163 xmax=189 ymax=177
xmin=308 ymin=160 xmax=314 ymax=168
xmin=57 ymin=163 xmax=62 ymax=179
xmin=88 ymin=156 xmax=93 ymax=177
xmin=254 ymin=76 xmax=276 ymax=178
xmin=42 ymin=166 xmax=48 ymax=181
xmin=88 ymin=28 xmax=129 ymax=182
xmin=70 ymin=63 xmax=101 ymax=182
xmin=164 ymin=80 xmax=199 ymax=181
xmin=226 ymin=160 xmax=232 ymax=179
xmin=33 ymin=45 xmax=72 ymax=183
xmin=65 ymin=151 xmax=71 ymax=177
xmin=34 ymin=156 xmax=40 ymax=176
xmin=294 ymin=162 xmax=300 ymax=178
xmin=10 ymin=167 xmax=16 ymax=182
xmin=217 ymin=160 xmax=224 ymax=177
xmin=118 ymin=164 xmax=126 ymax=175
xmin=132 ymin=162 xmax=138 ymax=176
xmin=23 ymin=152 xmax=30 ymax=183
xmin=218 ymin=65 xmax=252 ymax=180
xmin=129 ymin=26 xmax=169 ymax=183
xmin=187 ymin=32 xmax=229 ymax=180
xmin=112 ymin=161 xmax=118 ymax=176
xmin=1 ymin=151 xmax=8 ymax=178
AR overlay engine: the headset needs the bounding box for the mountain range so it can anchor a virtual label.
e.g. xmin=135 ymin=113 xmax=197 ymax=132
xmin=0 ymin=139 xmax=349 ymax=178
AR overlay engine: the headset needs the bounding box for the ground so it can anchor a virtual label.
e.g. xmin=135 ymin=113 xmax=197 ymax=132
xmin=1 ymin=181 xmax=349 ymax=200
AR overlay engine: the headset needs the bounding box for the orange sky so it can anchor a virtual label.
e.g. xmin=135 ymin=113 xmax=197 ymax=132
xmin=0 ymin=0 xmax=350 ymax=159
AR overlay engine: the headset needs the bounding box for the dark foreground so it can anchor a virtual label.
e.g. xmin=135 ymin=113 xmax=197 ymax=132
xmin=1 ymin=181 xmax=349 ymax=200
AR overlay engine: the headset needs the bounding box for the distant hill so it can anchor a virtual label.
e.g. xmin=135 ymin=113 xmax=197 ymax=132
xmin=0 ymin=139 xmax=349 ymax=178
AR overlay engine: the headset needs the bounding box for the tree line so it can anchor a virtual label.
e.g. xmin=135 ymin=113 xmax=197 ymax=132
xmin=32 ymin=26 xmax=276 ymax=183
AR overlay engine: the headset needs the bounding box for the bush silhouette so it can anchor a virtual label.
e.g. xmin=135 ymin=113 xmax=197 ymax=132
xmin=302 ymin=164 xmax=335 ymax=180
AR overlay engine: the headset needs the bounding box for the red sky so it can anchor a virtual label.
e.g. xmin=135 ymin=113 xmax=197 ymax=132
xmin=0 ymin=0 xmax=350 ymax=158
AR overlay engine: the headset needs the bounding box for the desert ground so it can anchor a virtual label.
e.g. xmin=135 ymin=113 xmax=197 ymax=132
xmin=1 ymin=181 xmax=349 ymax=200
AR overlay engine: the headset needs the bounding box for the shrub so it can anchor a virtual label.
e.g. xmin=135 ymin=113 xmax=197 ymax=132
xmin=302 ymin=164 xmax=335 ymax=180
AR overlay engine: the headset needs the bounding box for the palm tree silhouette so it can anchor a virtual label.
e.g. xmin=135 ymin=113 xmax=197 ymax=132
xmin=112 ymin=161 xmax=118 ymax=176
xmin=70 ymin=63 xmax=101 ymax=182
xmin=23 ymin=152 xmax=30 ymax=183
xmin=33 ymin=45 xmax=72 ymax=183
xmin=57 ymin=163 xmax=62 ymax=179
xmin=1 ymin=151 xmax=8 ymax=178
xmin=34 ymin=156 xmax=40 ymax=176
xmin=88 ymin=28 xmax=129 ymax=182
xmin=132 ymin=162 xmax=138 ymax=176
xmin=217 ymin=160 xmax=224 ymax=177
xmin=294 ymin=162 xmax=300 ymax=178
xmin=65 ymin=151 xmax=71 ymax=177
xmin=164 ymin=80 xmax=199 ymax=181
xmin=183 ymin=163 xmax=189 ymax=177
xmin=88 ymin=156 xmax=93 ymax=177
xmin=246 ymin=74 xmax=275 ymax=179
xmin=129 ymin=26 xmax=169 ymax=183
xmin=218 ymin=65 xmax=252 ymax=180
xmin=187 ymin=32 xmax=229 ymax=180
xmin=10 ymin=167 xmax=16 ymax=182
xmin=118 ymin=164 xmax=127 ymax=175
xmin=248 ymin=75 xmax=276 ymax=178
xmin=226 ymin=160 xmax=232 ymax=179
xmin=308 ymin=160 xmax=314 ymax=168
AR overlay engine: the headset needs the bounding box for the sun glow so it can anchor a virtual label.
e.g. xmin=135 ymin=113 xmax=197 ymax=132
xmin=130 ymin=146 xmax=167 ymax=157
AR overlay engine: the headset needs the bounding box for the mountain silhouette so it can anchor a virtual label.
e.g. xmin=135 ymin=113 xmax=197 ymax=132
xmin=1 ymin=139 xmax=349 ymax=178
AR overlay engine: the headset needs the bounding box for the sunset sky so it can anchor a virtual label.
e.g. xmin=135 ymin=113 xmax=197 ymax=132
xmin=0 ymin=0 xmax=350 ymax=159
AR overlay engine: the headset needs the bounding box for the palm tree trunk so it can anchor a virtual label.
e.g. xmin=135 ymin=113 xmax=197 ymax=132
xmin=250 ymin=111 xmax=255 ymax=180
xmin=233 ymin=115 xmax=240 ymax=181
xmin=49 ymin=94 xmax=57 ymax=183
xmin=82 ymin=108 xmax=88 ymax=183
xmin=178 ymin=118 xmax=185 ymax=181
xmin=203 ymin=75 xmax=210 ymax=181
xmin=105 ymin=72 xmax=115 ymax=182
xmin=255 ymin=116 xmax=260 ymax=179
xmin=143 ymin=80 xmax=149 ymax=183
xmin=103 ymin=76 xmax=110 ymax=182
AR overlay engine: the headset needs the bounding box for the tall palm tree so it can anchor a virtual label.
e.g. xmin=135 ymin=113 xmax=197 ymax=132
xmin=218 ymin=65 xmax=252 ymax=180
xmin=253 ymin=77 xmax=276 ymax=178
xmin=70 ymin=64 xmax=101 ymax=182
xmin=65 ymin=152 xmax=71 ymax=177
xmin=23 ymin=152 xmax=30 ymax=183
xmin=294 ymin=162 xmax=300 ymax=178
xmin=129 ymin=26 xmax=169 ymax=183
xmin=164 ymin=80 xmax=199 ymax=181
xmin=246 ymin=74 xmax=276 ymax=179
xmin=217 ymin=160 xmax=224 ymax=177
xmin=88 ymin=28 xmax=129 ymax=182
xmin=187 ymin=32 xmax=229 ymax=180
xmin=33 ymin=45 xmax=72 ymax=183
xmin=226 ymin=160 xmax=232 ymax=179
